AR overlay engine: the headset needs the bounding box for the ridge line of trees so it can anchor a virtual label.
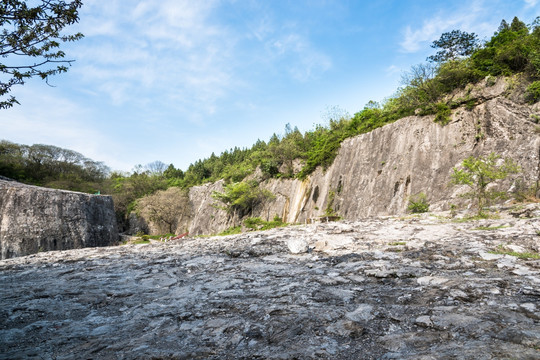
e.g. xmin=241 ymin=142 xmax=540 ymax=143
xmin=2 ymin=16 xmax=539 ymax=229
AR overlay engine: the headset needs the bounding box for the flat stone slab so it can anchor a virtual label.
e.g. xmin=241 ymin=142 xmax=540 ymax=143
xmin=1 ymin=216 xmax=539 ymax=359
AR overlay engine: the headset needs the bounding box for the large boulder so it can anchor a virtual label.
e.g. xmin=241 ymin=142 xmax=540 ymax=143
xmin=0 ymin=179 xmax=118 ymax=259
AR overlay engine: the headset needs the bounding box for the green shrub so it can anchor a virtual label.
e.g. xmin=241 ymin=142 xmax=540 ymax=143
xmin=434 ymin=103 xmax=451 ymax=125
xmin=325 ymin=190 xmax=337 ymax=216
xmin=212 ymin=180 xmax=275 ymax=218
xmin=244 ymin=216 xmax=287 ymax=231
xmin=451 ymin=153 xmax=520 ymax=215
xmin=526 ymin=81 xmax=540 ymax=103
xmin=219 ymin=226 xmax=242 ymax=236
xmin=465 ymin=99 xmax=477 ymax=110
xmin=407 ymin=192 xmax=430 ymax=213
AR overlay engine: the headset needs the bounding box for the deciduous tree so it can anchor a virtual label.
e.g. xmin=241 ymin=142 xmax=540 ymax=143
xmin=0 ymin=0 xmax=84 ymax=108
xmin=451 ymin=153 xmax=520 ymax=216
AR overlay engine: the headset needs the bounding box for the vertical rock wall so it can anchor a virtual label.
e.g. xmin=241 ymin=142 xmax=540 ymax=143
xmin=131 ymin=80 xmax=540 ymax=236
xmin=0 ymin=180 xmax=118 ymax=259
xmin=174 ymin=96 xmax=539 ymax=236
xmin=263 ymin=96 xmax=539 ymax=224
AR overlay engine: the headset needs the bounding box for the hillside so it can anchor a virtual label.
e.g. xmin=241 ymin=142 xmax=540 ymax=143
xmin=2 ymin=16 xmax=540 ymax=240
xmin=131 ymin=76 xmax=540 ymax=236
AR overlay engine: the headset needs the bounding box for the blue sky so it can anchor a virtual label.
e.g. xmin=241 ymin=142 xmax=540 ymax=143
xmin=2 ymin=0 xmax=539 ymax=172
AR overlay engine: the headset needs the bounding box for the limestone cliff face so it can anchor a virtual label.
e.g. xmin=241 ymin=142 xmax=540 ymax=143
xmin=135 ymin=80 xmax=540 ymax=236
xmin=0 ymin=180 xmax=118 ymax=259
xmin=287 ymin=96 xmax=539 ymax=222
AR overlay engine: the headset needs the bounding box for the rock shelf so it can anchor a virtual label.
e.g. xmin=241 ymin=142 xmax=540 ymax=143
xmin=1 ymin=215 xmax=539 ymax=359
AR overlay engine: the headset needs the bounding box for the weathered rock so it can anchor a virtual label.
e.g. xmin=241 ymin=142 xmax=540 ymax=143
xmin=286 ymin=237 xmax=309 ymax=254
xmin=1 ymin=214 xmax=539 ymax=359
xmin=0 ymin=180 xmax=118 ymax=259
xmin=133 ymin=80 xmax=540 ymax=236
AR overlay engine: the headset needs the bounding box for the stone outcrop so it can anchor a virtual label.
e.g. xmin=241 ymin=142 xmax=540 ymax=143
xmin=0 ymin=179 xmax=118 ymax=259
xmin=134 ymin=78 xmax=540 ymax=236
xmin=1 ymin=212 xmax=539 ymax=358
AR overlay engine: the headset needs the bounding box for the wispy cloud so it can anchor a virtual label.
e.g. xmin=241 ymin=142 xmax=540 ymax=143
xmin=385 ymin=65 xmax=401 ymax=77
xmin=72 ymin=0 xmax=333 ymax=123
xmin=525 ymin=0 xmax=538 ymax=8
xmin=0 ymin=87 xmax=132 ymax=169
xmin=74 ymin=0 xmax=236 ymax=118
xmin=269 ymin=33 xmax=332 ymax=81
xmin=399 ymin=1 xmax=489 ymax=53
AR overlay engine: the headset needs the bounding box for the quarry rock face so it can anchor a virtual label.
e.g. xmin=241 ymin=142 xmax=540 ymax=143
xmin=1 ymin=214 xmax=539 ymax=359
xmin=0 ymin=180 xmax=118 ymax=259
xmin=135 ymin=78 xmax=539 ymax=236
xmin=293 ymin=95 xmax=539 ymax=222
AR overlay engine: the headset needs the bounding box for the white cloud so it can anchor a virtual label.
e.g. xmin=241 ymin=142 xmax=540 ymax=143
xmin=399 ymin=1 xmax=489 ymax=53
xmin=401 ymin=18 xmax=451 ymax=53
xmin=264 ymin=32 xmax=332 ymax=81
xmin=72 ymin=0 xmax=239 ymax=121
xmin=525 ymin=0 xmax=538 ymax=8
xmin=385 ymin=65 xmax=401 ymax=76
xmin=0 ymin=86 xmax=131 ymax=170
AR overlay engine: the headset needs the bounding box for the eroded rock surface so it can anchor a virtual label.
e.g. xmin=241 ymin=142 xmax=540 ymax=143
xmin=1 ymin=214 xmax=539 ymax=359
xmin=132 ymin=80 xmax=540 ymax=236
xmin=0 ymin=180 xmax=118 ymax=259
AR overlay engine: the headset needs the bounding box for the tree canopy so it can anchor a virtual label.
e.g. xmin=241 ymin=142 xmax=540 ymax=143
xmin=427 ymin=30 xmax=479 ymax=63
xmin=0 ymin=0 xmax=83 ymax=109
xmin=0 ymin=140 xmax=109 ymax=191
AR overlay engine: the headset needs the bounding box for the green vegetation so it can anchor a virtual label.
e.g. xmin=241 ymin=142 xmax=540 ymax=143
xmin=452 ymin=213 xmax=501 ymax=222
xmin=525 ymin=80 xmax=540 ymax=103
xmin=131 ymin=238 xmax=150 ymax=244
xmin=407 ymin=192 xmax=430 ymax=213
xmin=433 ymin=103 xmax=452 ymax=125
xmin=243 ymin=216 xmax=287 ymax=231
xmin=2 ymin=15 xmax=540 ymax=229
xmin=471 ymin=225 xmax=509 ymax=231
xmin=451 ymin=153 xmax=520 ymax=215
xmin=489 ymin=245 xmax=540 ymax=259
xmin=218 ymin=216 xmax=287 ymax=236
xmin=0 ymin=140 xmax=109 ymax=192
xmin=324 ymin=190 xmax=338 ymax=216
xmin=218 ymin=226 xmax=242 ymax=236
xmin=0 ymin=0 xmax=84 ymax=109
xmin=212 ymin=180 xmax=275 ymax=218
xmin=389 ymin=241 xmax=407 ymax=246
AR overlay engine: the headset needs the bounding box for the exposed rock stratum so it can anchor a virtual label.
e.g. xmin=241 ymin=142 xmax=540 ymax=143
xmin=1 ymin=213 xmax=539 ymax=359
xmin=133 ymin=78 xmax=540 ymax=236
xmin=0 ymin=179 xmax=118 ymax=259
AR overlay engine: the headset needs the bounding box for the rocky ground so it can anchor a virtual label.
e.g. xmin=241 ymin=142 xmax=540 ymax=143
xmin=1 ymin=211 xmax=539 ymax=359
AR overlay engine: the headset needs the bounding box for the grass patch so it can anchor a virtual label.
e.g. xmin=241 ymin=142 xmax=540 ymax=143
xmin=389 ymin=241 xmax=407 ymax=246
xmin=407 ymin=192 xmax=430 ymax=213
xmin=132 ymin=239 xmax=150 ymax=245
xmin=452 ymin=213 xmax=500 ymax=222
xmin=217 ymin=216 xmax=289 ymax=236
xmin=244 ymin=216 xmax=288 ymax=231
xmin=128 ymin=233 xmax=176 ymax=245
xmin=218 ymin=226 xmax=242 ymax=236
xmin=472 ymin=225 xmax=510 ymax=231
xmin=489 ymin=246 xmax=540 ymax=259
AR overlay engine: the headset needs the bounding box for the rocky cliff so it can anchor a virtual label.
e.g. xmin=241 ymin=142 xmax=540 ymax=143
xmin=0 ymin=179 xmax=118 ymax=259
xmin=135 ymin=78 xmax=540 ymax=236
